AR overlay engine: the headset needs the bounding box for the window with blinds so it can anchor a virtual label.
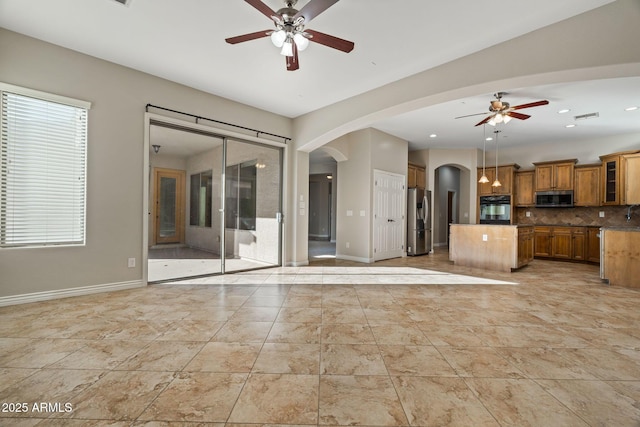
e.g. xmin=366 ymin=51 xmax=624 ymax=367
xmin=1 ymin=85 xmax=90 ymax=248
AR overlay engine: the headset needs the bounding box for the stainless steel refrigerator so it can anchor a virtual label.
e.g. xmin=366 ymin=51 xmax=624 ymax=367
xmin=407 ymin=188 xmax=431 ymax=256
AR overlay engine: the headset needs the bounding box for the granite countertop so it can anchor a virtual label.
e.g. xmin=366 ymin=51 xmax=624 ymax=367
xmin=520 ymin=224 xmax=602 ymax=228
xmin=601 ymin=226 xmax=640 ymax=232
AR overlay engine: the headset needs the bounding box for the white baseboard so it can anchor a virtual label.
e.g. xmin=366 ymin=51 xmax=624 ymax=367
xmin=0 ymin=280 xmax=146 ymax=307
xmin=288 ymin=260 xmax=310 ymax=267
xmin=336 ymin=254 xmax=374 ymax=263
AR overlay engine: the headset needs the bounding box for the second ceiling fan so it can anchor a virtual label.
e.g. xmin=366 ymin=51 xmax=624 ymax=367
xmin=225 ymin=0 xmax=355 ymax=71
xmin=456 ymin=92 xmax=549 ymax=126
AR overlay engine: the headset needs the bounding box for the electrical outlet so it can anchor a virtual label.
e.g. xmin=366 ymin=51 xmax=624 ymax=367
xmin=526 ymin=211 xmax=531 ymax=217
xmin=482 ymin=234 xmax=488 ymax=242
xmin=346 ymin=242 xmax=350 ymax=249
xmin=128 ymin=258 xmax=136 ymax=268
xmin=599 ymin=211 xmax=605 ymax=218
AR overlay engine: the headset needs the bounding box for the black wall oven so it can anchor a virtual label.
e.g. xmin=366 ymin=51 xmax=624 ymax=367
xmin=479 ymin=195 xmax=511 ymax=224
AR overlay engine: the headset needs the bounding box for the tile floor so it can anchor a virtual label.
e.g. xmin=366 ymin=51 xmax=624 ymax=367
xmin=1 ymin=249 xmax=640 ymax=426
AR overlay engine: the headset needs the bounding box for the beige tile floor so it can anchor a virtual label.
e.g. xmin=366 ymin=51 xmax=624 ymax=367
xmin=1 ymin=249 xmax=640 ymax=426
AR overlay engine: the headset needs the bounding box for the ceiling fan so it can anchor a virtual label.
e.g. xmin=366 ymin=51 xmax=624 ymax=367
xmin=225 ymin=0 xmax=354 ymax=71
xmin=455 ymin=92 xmax=549 ymax=126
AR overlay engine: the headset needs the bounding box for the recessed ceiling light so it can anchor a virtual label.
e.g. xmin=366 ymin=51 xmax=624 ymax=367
xmin=625 ymin=106 xmax=638 ymax=111
xmin=565 ymin=124 xmax=576 ymax=128
xmin=485 ymin=137 xmax=493 ymax=141
xmin=429 ymin=134 xmax=437 ymax=138
xmin=558 ymin=109 xmax=571 ymax=114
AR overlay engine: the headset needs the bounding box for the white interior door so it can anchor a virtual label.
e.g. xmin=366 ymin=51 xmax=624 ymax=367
xmin=373 ymin=170 xmax=405 ymax=261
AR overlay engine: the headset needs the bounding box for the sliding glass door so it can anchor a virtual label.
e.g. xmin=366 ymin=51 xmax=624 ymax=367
xmin=147 ymin=122 xmax=283 ymax=282
xmin=224 ymin=138 xmax=283 ymax=273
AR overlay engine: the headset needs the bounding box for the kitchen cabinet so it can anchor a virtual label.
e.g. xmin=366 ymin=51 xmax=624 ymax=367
xmin=586 ymin=227 xmax=600 ymax=263
xmin=601 ymin=228 xmax=640 ymax=288
xmin=477 ymin=164 xmax=519 ymax=196
xmin=408 ymin=163 xmax=426 ymax=188
xmin=514 ymin=170 xmax=535 ymax=206
xmin=624 ymin=152 xmax=640 ymax=204
xmin=533 ymin=226 xmax=552 ymax=257
xmin=534 ymin=225 xmax=590 ymax=262
xmin=574 ymin=165 xmax=601 ymax=207
xmin=600 ymin=153 xmax=624 ymax=205
xmin=599 ymin=150 xmax=640 ymax=206
xmin=551 ymin=226 xmax=573 ymax=259
xmin=517 ymin=226 xmax=534 ymax=267
xmin=533 ymin=159 xmax=576 ymax=191
xmin=571 ymin=227 xmax=586 ymax=261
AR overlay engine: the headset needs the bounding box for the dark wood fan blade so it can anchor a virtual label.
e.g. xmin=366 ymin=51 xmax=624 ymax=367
xmin=225 ymin=30 xmax=271 ymax=44
xmin=294 ymin=0 xmax=340 ymax=23
xmin=511 ymin=100 xmax=549 ymax=110
xmin=286 ymin=42 xmax=299 ymax=71
xmin=475 ymin=116 xmax=492 ymax=127
xmin=244 ymin=0 xmax=278 ymax=20
xmin=455 ymin=112 xmax=488 ymax=119
xmin=305 ymin=29 xmax=354 ymax=53
xmin=508 ymin=111 xmax=531 ymax=120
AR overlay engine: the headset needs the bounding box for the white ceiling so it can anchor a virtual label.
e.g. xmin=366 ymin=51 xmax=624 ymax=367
xmin=2 ymin=0 xmax=638 ymax=156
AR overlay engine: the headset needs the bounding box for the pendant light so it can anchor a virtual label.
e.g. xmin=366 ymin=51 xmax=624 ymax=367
xmin=478 ymin=124 xmax=489 ymax=183
xmin=492 ymin=129 xmax=502 ymax=187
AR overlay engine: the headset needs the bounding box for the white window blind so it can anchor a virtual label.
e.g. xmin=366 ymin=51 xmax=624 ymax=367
xmin=1 ymin=88 xmax=89 ymax=248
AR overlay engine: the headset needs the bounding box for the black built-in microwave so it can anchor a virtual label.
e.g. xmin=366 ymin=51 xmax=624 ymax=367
xmin=535 ymin=190 xmax=574 ymax=208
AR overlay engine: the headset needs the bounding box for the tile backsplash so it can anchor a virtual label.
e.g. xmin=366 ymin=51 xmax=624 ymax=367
xmin=515 ymin=205 xmax=640 ymax=228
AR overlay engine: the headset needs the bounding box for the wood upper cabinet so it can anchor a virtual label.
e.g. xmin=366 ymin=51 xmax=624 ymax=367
xmin=408 ymin=163 xmax=426 ymax=188
xmin=624 ymin=152 xmax=640 ymax=205
xmin=599 ymin=150 xmax=640 ymax=206
xmin=477 ymin=168 xmax=495 ymax=196
xmin=600 ymin=153 xmax=624 ymax=205
xmin=477 ymin=164 xmax=519 ymax=195
xmin=515 ymin=170 xmax=535 ymax=206
xmin=574 ymin=165 xmax=601 ymax=206
xmin=533 ymin=159 xmax=576 ymax=191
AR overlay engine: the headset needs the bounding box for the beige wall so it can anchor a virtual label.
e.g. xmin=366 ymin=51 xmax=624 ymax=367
xmin=0 ymin=28 xmax=291 ymax=300
xmin=335 ymin=129 xmax=408 ymax=262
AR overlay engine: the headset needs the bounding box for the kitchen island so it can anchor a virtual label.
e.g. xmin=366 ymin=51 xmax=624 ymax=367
xmin=449 ymin=224 xmax=534 ymax=272
xmin=600 ymin=227 xmax=640 ymax=288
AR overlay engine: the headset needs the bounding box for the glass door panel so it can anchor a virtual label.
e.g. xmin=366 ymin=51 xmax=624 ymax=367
xmin=224 ymin=139 xmax=283 ymax=273
xmin=154 ymin=168 xmax=184 ymax=244
xmin=148 ymin=124 xmax=223 ymax=282
xmin=159 ymin=177 xmax=177 ymax=237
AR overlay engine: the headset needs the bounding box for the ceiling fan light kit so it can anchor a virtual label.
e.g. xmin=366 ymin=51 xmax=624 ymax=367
xmin=455 ymin=92 xmax=549 ymax=127
xmin=225 ymin=0 xmax=354 ymax=71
